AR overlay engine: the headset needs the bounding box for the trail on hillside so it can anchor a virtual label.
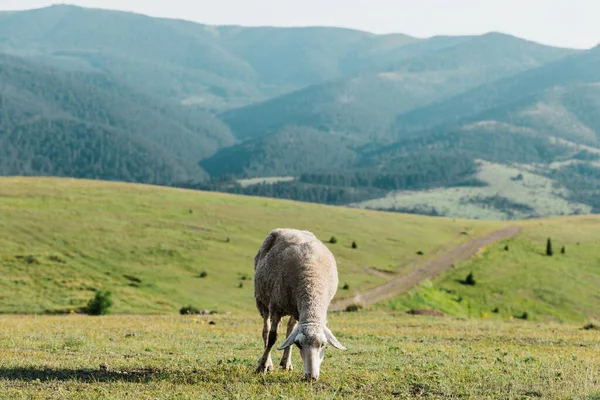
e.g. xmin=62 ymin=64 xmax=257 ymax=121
xmin=329 ymin=226 xmax=522 ymax=311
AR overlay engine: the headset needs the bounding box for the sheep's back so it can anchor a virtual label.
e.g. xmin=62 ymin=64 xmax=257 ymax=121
xmin=254 ymin=229 xmax=338 ymax=316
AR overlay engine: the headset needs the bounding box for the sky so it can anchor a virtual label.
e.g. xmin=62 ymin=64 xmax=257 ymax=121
xmin=0 ymin=0 xmax=598 ymax=49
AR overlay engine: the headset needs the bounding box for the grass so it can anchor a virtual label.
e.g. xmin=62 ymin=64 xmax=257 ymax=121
xmin=1 ymin=178 xmax=600 ymax=398
xmin=0 ymin=177 xmax=499 ymax=315
xmin=355 ymin=160 xmax=592 ymax=220
xmin=0 ymin=313 xmax=598 ymax=399
xmin=383 ymin=215 xmax=600 ymax=322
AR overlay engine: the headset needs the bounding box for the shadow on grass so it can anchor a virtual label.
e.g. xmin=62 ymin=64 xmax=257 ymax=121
xmin=0 ymin=367 xmax=169 ymax=383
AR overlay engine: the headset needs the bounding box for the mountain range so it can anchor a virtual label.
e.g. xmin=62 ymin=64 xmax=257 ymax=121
xmin=1 ymin=4 xmax=599 ymax=219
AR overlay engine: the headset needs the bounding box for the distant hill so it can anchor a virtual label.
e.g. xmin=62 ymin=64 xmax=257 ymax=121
xmin=220 ymin=33 xmax=575 ymax=142
xmin=199 ymin=126 xmax=357 ymax=178
xmin=395 ymin=45 xmax=600 ymax=134
xmin=0 ymin=53 xmax=234 ymax=184
xmin=200 ymin=43 xmax=600 ymax=219
xmin=0 ymin=5 xmax=421 ymax=109
xmin=1 ymin=5 xmax=600 ymax=220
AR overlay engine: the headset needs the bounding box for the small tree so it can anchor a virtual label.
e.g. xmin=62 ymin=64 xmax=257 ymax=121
xmin=85 ymin=290 xmax=113 ymax=316
xmin=546 ymin=237 xmax=553 ymax=256
xmin=351 ymin=241 xmax=358 ymax=249
xmin=180 ymin=305 xmax=199 ymax=315
xmin=329 ymin=236 xmax=338 ymax=244
xmin=464 ymin=272 xmax=476 ymax=286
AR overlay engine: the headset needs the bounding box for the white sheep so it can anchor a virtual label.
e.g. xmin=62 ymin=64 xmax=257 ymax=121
xmin=253 ymin=228 xmax=346 ymax=381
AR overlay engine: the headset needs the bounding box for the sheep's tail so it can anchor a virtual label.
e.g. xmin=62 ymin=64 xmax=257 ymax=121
xmin=254 ymin=230 xmax=280 ymax=269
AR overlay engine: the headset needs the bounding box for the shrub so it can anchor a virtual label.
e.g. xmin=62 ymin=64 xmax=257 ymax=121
xmin=561 ymin=246 xmax=566 ymax=254
xmin=417 ymin=251 xmax=424 ymax=255
xmin=329 ymin=236 xmax=338 ymax=244
xmin=199 ymin=271 xmax=208 ymax=278
xmin=407 ymin=309 xmax=445 ymax=317
xmin=123 ymin=275 xmax=142 ymax=284
xmin=546 ymin=238 xmax=553 ymax=256
xmin=342 ymin=283 xmax=350 ymax=290
xmin=504 ymin=245 xmax=509 ymax=251
xmin=85 ymin=290 xmax=113 ymax=316
xmin=461 ymin=272 xmax=476 ymax=286
xmin=515 ymin=312 xmax=529 ymax=320
xmin=351 ymin=241 xmax=358 ymax=249
xmin=180 ymin=305 xmax=200 ymax=315
xmin=345 ymin=304 xmax=363 ymax=312
xmin=238 ymin=282 xmax=244 ymax=288
xmin=492 ymin=307 xmax=500 ymax=314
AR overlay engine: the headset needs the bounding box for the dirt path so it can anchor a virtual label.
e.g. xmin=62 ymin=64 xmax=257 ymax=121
xmin=329 ymin=226 xmax=522 ymax=311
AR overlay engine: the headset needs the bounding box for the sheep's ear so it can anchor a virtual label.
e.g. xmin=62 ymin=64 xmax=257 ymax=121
xmin=324 ymin=326 xmax=347 ymax=350
xmin=277 ymin=325 xmax=300 ymax=350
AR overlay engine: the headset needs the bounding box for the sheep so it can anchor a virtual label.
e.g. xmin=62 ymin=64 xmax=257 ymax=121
xmin=253 ymin=228 xmax=346 ymax=381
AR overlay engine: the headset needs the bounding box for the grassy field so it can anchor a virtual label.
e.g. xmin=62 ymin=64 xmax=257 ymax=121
xmin=236 ymin=176 xmax=296 ymax=188
xmin=385 ymin=215 xmax=600 ymax=322
xmin=355 ymin=161 xmax=592 ymax=220
xmin=1 ymin=178 xmax=600 ymax=399
xmin=0 ymin=177 xmax=499 ymax=315
xmin=0 ymin=313 xmax=599 ymax=399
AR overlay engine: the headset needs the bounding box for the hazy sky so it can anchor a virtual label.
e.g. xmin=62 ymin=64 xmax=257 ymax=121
xmin=1 ymin=0 xmax=598 ymax=49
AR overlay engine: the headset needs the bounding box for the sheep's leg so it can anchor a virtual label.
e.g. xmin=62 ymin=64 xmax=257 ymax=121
xmin=280 ymin=316 xmax=297 ymax=371
xmin=256 ymin=314 xmax=281 ymax=373
xmin=262 ymin=316 xmax=270 ymax=347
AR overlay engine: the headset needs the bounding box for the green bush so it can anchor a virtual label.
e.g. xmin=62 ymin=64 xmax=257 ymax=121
xmin=583 ymin=323 xmax=599 ymax=331
xmin=199 ymin=271 xmax=208 ymax=278
xmin=546 ymin=238 xmax=553 ymax=256
xmin=343 ymin=283 xmax=350 ymax=290
xmin=180 ymin=305 xmax=200 ymax=315
xmin=85 ymin=290 xmax=113 ymax=316
xmin=461 ymin=272 xmax=476 ymax=286
xmin=345 ymin=304 xmax=363 ymax=312
xmin=329 ymin=236 xmax=338 ymax=244
xmin=351 ymin=241 xmax=358 ymax=249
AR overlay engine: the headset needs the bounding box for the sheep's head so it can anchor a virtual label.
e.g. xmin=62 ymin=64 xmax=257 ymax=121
xmin=278 ymin=323 xmax=346 ymax=381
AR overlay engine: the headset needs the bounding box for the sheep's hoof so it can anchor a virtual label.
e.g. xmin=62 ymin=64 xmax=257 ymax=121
xmin=280 ymin=361 xmax=293 ymax=371
xmin=256 ymin=360 xmax=273 ymax=374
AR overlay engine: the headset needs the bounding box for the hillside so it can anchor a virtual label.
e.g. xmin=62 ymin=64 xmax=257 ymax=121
xmin=0 ymin=5 xmax=422 ymax=109
xmin=1 ymin=5 xmax=600 ymax=220
xmin=364 ymin=47 xmax=600 ymax=216
xmin=220 ymin=33 xmax=574 ymax=143
xmin=386 ymin=215 xmax=600 ymax=322
xmin=0 ymin=53 xmax=234 ymax=184
xmin=0 ymin=177 xmax=498 ymax=314
xmin=1 ymin=178 xmax=600 ymax=324
xmin=202 ymin=45 xmax=600 ymax=218
xmin=395 ymin=45 xmax=600 ymax=133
